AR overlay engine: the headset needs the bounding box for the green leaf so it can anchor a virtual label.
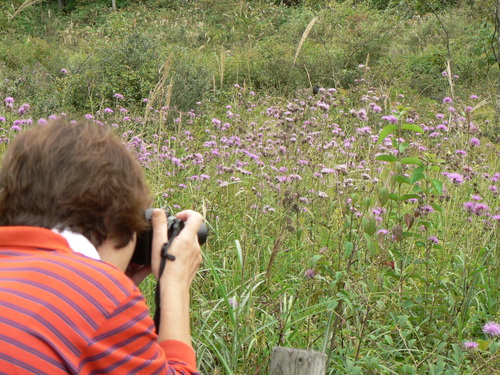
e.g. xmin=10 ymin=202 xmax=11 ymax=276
xmin=431 ymin=203 xmax=443 ymax=212
xmin=378 ymin=188 xmax=389 ymax=206
xmin=365 ymin=235 xmax=378 ymax=256
xmin=310 ymin=255 xmax=322 ymax=264
xmin=391 ymin=138 xmax=399 ymax=149
xmin=477 ymin=339 xmax=490 ymax=351
xmin=344 ymin=241 xmax=353 ymax=258
xmin=401 ymin=123 xmax=424 ymax=134
xmin=394 ymin=175 xmax=411 ymax=185
xmin=376 ymin=124 xmax=398 ymax=145
xmin=376 ymin=154 xmax=398 ymax=162
xmin=363 ymin=217 xmax=377 ymax=236
xmin=361 ymin=198 xmax=372 ymax=209
xmin=398 ymin=142 xmax=409 ymax=153
xmin=384 ymin=335 xmax=394 ymax=346
xmin=401 ymin=157 xmax=423 ymax=166
xmin=411 ymin=167 xmax=425 ymax=183
xmin=431 ymin=179 xmax=443 ymax=195
xmin=420 ymin=221 xmax=432 ymax=229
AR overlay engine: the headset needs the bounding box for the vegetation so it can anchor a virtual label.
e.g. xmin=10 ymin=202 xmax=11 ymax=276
xmin=1 ymin=0 xmax=499 ymax=373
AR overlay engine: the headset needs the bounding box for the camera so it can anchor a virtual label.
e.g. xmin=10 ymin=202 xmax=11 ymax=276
xmin=131 ymin=208 xmax=208 ymax=266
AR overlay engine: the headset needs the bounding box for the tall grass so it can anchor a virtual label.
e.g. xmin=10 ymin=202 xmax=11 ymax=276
xmin=0 ymin=1 xmax=499 ymax=373
xmin=1 ymin=70 xmax=498 ymax=373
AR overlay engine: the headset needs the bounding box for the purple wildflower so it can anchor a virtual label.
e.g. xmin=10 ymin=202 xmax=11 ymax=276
xmin=446 ymin=173 xmax=464 ymax=184
xmin=428 ymin=236 xmax=439 ymax=244
xmin=470 ymin=137 xmax=480 ymax=146
xmin=304 ymin=269 xmax=316 ymax=279
xmin=463 ymin=201 xmax=475 ymax=213
xmin=443 ymin=97 xmax=452 ymax=104
xmin=473 ymin=203 xmax=489 ymax=216
xmin=114 ymin=93 xmax=124 ymax=100
xmin=228 ymin=297 xmax=238 ymax=309
xmin=18 ymin=103 xmax=30 ymax=115
xmin=483 ymin=321 xmax=500 ymax=337
xmin=382 ymin=115 xmax=398 ymax=124
xmin=420 ymin=205 xmax=435 ymax=215
xmin=463 ymin=341 xmax=479 ymax=350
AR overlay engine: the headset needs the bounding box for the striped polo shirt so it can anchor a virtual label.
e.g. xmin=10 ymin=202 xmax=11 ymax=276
xmin=0 ymin=226 xmax=199 ymax=374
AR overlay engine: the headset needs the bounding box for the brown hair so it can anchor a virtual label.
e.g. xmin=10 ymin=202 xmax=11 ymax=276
xmin=0 ymin=119 xmax=152 ymax=248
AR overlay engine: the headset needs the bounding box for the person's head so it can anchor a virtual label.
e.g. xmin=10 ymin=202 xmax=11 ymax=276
xmin=0 ymin=119 xmax=151 ymax=248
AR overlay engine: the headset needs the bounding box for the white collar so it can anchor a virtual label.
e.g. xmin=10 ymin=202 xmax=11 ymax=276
xmin=52 ymin=228 xmax=100 ymax=260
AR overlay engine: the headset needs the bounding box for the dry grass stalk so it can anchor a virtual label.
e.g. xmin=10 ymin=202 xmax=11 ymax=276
xmin=293 ymin=16 xmax=318 ymax=67
xmin=9 ymin=0 xmax=44 ymax=21
xmin=144 ymin=56 xmax=173 ymax=124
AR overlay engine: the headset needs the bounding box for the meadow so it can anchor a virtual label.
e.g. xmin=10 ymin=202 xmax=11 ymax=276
xmin=2 ymin=77 xmax=499 ymax=374
xmin=1 ymin=0 xmax=499 ymax=374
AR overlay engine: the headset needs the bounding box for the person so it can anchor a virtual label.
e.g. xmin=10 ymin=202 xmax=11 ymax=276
xmin=0 ymin=119 xmax=203 ymax=374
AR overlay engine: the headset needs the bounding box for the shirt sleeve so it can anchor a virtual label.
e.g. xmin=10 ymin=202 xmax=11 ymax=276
xmin=77 ymin=291 xmax=199 ymax=374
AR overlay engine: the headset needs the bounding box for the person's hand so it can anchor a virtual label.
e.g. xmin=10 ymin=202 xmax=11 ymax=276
xmin=150 ymin=209 xmax=203 ymax=287
xmin=150 ymin=209 xmax=203 ymax=345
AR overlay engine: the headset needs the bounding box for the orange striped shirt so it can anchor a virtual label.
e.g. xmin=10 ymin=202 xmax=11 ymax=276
xmin=0 ymin=226 xmax=199 ymax=374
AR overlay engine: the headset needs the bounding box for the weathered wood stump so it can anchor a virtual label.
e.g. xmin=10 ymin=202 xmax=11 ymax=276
xmin=269 ymin=347 xmax=326 ymax=375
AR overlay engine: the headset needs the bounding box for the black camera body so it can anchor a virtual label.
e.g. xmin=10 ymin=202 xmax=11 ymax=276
xmin=131 ymin=209 xmax=208 ymax=266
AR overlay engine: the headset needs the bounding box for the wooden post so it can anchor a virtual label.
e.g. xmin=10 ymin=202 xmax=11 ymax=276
xmin=270 ymin=347 xmax=326 ymax=375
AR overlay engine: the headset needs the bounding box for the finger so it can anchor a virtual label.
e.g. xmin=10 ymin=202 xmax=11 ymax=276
xmin=174 ymin=210 xmax=204 ymax=236
xmin=150 ymin=209 xmax=168 ymax=279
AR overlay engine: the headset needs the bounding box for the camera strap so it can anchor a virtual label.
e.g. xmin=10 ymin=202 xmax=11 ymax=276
xmin=153 ymin=226 xmax=181 ymax=331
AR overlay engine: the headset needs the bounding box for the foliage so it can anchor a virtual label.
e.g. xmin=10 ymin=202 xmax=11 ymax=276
xmin=0 ymin=1 xmax=499 ymax=372
xmin=2 ymin=69 xmax=499 ymax=373
xmin=1 ymin=0 xmax=498 ymax=114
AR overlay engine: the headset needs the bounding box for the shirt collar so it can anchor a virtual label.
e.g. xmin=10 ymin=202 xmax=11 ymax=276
xmin=52 ymin=227 xmax=100 ymax=260
xmin=0 ymin=226 xmax=100 ymax=260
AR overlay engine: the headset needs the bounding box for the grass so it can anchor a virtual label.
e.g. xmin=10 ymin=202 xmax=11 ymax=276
xmin=2 ymin=77 xmax=498 ymax=373
xmin=0 ymin=0 xmax=499 ymax=373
